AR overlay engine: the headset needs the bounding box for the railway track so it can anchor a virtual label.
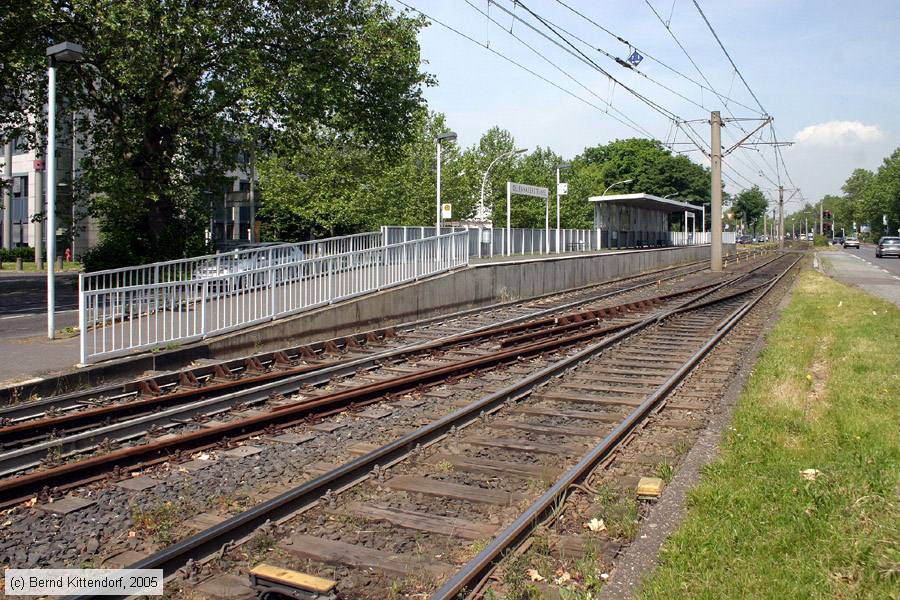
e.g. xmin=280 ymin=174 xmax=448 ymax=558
xmin=50 ymin=251 xmax=799 ymax=600
xmin=0 ymin=254 xmax=776 ymax=497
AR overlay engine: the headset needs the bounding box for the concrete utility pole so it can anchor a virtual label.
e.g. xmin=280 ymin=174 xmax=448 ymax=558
xmin=710 ymin=111 xmax=723 ymax=272
xmin=819 ymin=201 xmax=824 ymax=236
xmin=2 ymin=141 xmax=11 ymax=250
xmin=778 ymin=186 xmax=785 ymax=249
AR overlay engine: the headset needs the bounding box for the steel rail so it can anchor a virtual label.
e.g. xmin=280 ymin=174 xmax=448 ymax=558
xmin=62 ymin=255 xmax=792 ymax=600
xmin=0 ymin=263 xmax=766 ymax=481
xmin=0 ymin=256 xmax=781 ymax=502
xmin=430 ymin=254 xmax=801 ymax=599
xmin=0 ymin=259 xmax=761 ymax=454
xmin=1 ymin=256 xmax=723 ymax=423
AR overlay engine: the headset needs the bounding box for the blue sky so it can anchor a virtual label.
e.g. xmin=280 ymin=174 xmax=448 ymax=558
xmin=391 ymin=0 xmax=900 ymax=210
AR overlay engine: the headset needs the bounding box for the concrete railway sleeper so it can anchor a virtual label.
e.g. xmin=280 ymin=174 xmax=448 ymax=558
xmin=55 ymin=253 xmax=800 ymax=600
xmin=0 ymin=257 xmax=783 ymax=480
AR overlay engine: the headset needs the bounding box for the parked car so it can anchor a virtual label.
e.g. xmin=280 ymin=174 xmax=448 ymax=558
xmin=759 ymin=235 xmax=769 ymax=243
xmin=736 ymin=235 xmax=752 ymax=244
xmin=842 ymin=237 xmax=860 ymax=249
xmin=875 ymin=236 xmax=900 ymax=258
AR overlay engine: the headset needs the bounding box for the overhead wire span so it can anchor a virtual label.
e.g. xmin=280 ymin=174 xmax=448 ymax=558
xmin=391 ymin=0 xmax=652 ymax=136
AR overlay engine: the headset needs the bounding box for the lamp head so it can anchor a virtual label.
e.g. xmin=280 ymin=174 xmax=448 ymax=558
xmin=47 ymin=42 xmax=85 ymax=63
xmin=436 ymin=131 xmax=457 ymax=143
xmin=557 ymin=162 xmax=572 ymax=171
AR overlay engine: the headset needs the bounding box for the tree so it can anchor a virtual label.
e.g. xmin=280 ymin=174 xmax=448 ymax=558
xmin=578 ymin=139 xmax=710 ymax=203
xmin=731 ymin=186 xmax=768 ymax=234
xmin=1 ymin=0 xmax=429 ymax=266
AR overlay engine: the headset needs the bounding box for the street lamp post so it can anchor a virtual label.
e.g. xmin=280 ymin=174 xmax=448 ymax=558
xmin=555 ymin=163 xmax=571 ymax=253
xmin=601 ymin=178 xmax=633 ymax=196
xmin=478 ymin=148 xmax=527 ymax=222
xmin=46 ymin=41 xmax=85 ymax=340
xmin=434 ymin=131 xmax=457 ymax=240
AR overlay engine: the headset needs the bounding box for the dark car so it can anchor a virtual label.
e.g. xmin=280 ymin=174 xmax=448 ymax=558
xmin=737 ymin=235 xmax=752 ymax=244
xmin=875 ymin=236 xmax=900 ymax=258
xmin=842 ymin=237 xmax=860 ymax=249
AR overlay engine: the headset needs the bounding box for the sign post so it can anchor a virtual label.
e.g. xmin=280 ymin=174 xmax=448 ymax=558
xmin=507 ymin=182 xmax=549 ymax=256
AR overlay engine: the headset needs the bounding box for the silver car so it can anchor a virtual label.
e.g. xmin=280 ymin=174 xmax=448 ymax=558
xmin=843 ymin=237 xmax=860 ymax=249
xmin=875 ymin=237 xmax=900 ymax=258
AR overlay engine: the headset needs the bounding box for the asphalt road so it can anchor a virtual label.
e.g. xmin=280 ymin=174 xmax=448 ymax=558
xmin=838 ymin=243 xmax=900 ymax=277
xmin=0 ymin=274 xmax=79 ymax=341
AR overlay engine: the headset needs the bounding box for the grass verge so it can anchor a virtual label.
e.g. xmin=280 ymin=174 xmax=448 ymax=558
xmin=638 ymin=269 xmax=899 ymax=599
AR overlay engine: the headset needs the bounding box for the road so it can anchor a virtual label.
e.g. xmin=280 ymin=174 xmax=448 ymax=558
xmin=839 ymin=243 xmax=900 ymax=278
xmin=819 ymin=244 xmax=900 ymax=307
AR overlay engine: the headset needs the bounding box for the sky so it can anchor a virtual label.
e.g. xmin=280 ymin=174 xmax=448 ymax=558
xmin=390 ymin=0 xmax=900 ymax=211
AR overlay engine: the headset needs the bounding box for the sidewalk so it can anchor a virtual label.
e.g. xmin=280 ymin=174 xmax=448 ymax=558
xmin=817 ymin=250 xmax=900 ymax=306
xmin=0 ymin=271 xmax=81 ymax=387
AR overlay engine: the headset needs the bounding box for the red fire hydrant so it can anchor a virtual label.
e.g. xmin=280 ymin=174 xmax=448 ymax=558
xmin=65 ymin=248 xmax=72 ymax=263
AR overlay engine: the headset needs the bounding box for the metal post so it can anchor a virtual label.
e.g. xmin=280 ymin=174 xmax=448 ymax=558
xmin=34 ymin=129 xmax=44 ymax=269
xmin=435 ymin=141 xmax=442 ymax=240
xmin=47 ymin=62 xmax=58 ymax=338
xmin=710 ymin=111 xmax=723 ymax=272
xmin=819 ymin=201 xmax=823 ymax=236
xmin=506 ymin=181 xmax=511 ymax=256
xmin=2 ymin=141 xmax=12 ymax=250
xmin=544 ymin=195 xmax=549 ymax=254
xmin=249 ymin=144 xmax=256 ymax=243
xmin=555 ymin=167 xmax=561 ymax=253
xmin=778 ymin=186 xmax=785 ymax=249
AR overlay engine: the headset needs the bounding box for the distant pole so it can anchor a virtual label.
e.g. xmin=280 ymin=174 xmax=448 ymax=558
xmin=702 ymin=203 xmax=706 ymax=235
xmin=34 ymin=129 xmax=44 ymax=269
xmin=2 ymin=141 xmax=11 ymax=250
xmin=778 ymin=186 xmax=784 ymax=249
xmin=506 ymin=181 xmax=511 ymax=256
xmin=819 ymin=201 xmax=823 ymax=236
xmin=249 ymin=144 xmax=256 ymax=243
xmin=555 ymin=167 xmax=561 ymax=253
xmin=710 ymin=111 xmax=723 ymax=271
xmin=435 ymin=139 xmax=442 ymax=239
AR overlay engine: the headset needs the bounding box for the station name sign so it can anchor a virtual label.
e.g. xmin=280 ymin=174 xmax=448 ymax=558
xmin=509 ymin=182 xmax=549 ymax=199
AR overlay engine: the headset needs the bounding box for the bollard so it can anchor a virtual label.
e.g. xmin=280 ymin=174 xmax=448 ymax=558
xmin=56 ymin=256 xmax=63 ymax=271
xmin=36 ymin=257 xmax=43 ymax=270
xmin=16 ymin=258 xmax=24 ymax=271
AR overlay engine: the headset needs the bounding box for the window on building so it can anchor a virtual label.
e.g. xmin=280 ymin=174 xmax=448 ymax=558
xmin=12 ymin=136 xmax=29 ymax=155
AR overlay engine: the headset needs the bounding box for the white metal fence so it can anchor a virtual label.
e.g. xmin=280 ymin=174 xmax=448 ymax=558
xmin=382 ymin=226 xmax=599 ymax=258
xmin=382 ymin=226 xmax=733 ymax=258
xmin=79 ymin=231 xmax=468 ymax=364
xmin=669 ymin=231 xmax=736 ymax=246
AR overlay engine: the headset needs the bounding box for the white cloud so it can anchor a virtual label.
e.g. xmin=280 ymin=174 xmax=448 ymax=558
xmin=794 ymin=121 xmax=884 ymax=146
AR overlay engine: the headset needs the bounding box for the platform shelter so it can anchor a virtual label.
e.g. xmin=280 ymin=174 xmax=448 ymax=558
xmin=589 ymin=193 xmax=703 ymax=249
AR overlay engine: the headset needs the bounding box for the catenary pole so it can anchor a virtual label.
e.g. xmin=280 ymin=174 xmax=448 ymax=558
xmin=710 ymin=111 xmax=723 ymax=272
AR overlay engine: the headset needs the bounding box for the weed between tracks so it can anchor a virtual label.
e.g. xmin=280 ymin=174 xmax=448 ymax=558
xmin=639 ymin=270 xmax=900 ymax=599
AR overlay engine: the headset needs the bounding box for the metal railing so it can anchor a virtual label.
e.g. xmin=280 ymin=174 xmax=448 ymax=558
xmin=79 ymin=231 xmax=468 ymax=364
xmin=383 ymin=225 xmax=599 ymax=258
xmin=382 ymin=226 xmax=735 ymax=258
xmin=80 ymin=232 xmax=382 ymax=294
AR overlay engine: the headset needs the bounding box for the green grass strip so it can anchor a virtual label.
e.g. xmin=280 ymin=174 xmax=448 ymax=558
xmin=638 ymin=270 xmax=899 ymax=599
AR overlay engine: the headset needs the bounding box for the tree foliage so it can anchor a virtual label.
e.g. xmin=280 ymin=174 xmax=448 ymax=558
xmin=731 ymin=186 xmax=769 ymax=233
xmin=1 ymin=0 xmax=429 ymax=266
xmin=786 ymin=148 xmax=900 ymax=239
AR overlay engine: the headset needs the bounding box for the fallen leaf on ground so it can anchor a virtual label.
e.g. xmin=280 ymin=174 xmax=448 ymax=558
xmin=554 ymin=569 xmax=572 ymax=585
xmin=526 ymin=568 xmax=545 ymax=582
xmin=585 ymin=517 xmax=606 ymax=532
xmin=800 ymin=468 xmax=820 ymax=481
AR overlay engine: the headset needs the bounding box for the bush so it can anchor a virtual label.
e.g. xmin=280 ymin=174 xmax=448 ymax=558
xmin=0 ymin=247 xmax=36 ymax=262
xmin=813 ymin=234 xmax=829 ymax=247
xmin=80 ymin=239 xmax=139 ymax=272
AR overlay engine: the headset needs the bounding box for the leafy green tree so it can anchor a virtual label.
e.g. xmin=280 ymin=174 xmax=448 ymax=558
xmin=578 ymin=139 xmax=710 ymax=203
xmin=1 ymin=0 xmax=429 ymax=266
xmin=731 ymin=186 xmax=769 ymax=234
